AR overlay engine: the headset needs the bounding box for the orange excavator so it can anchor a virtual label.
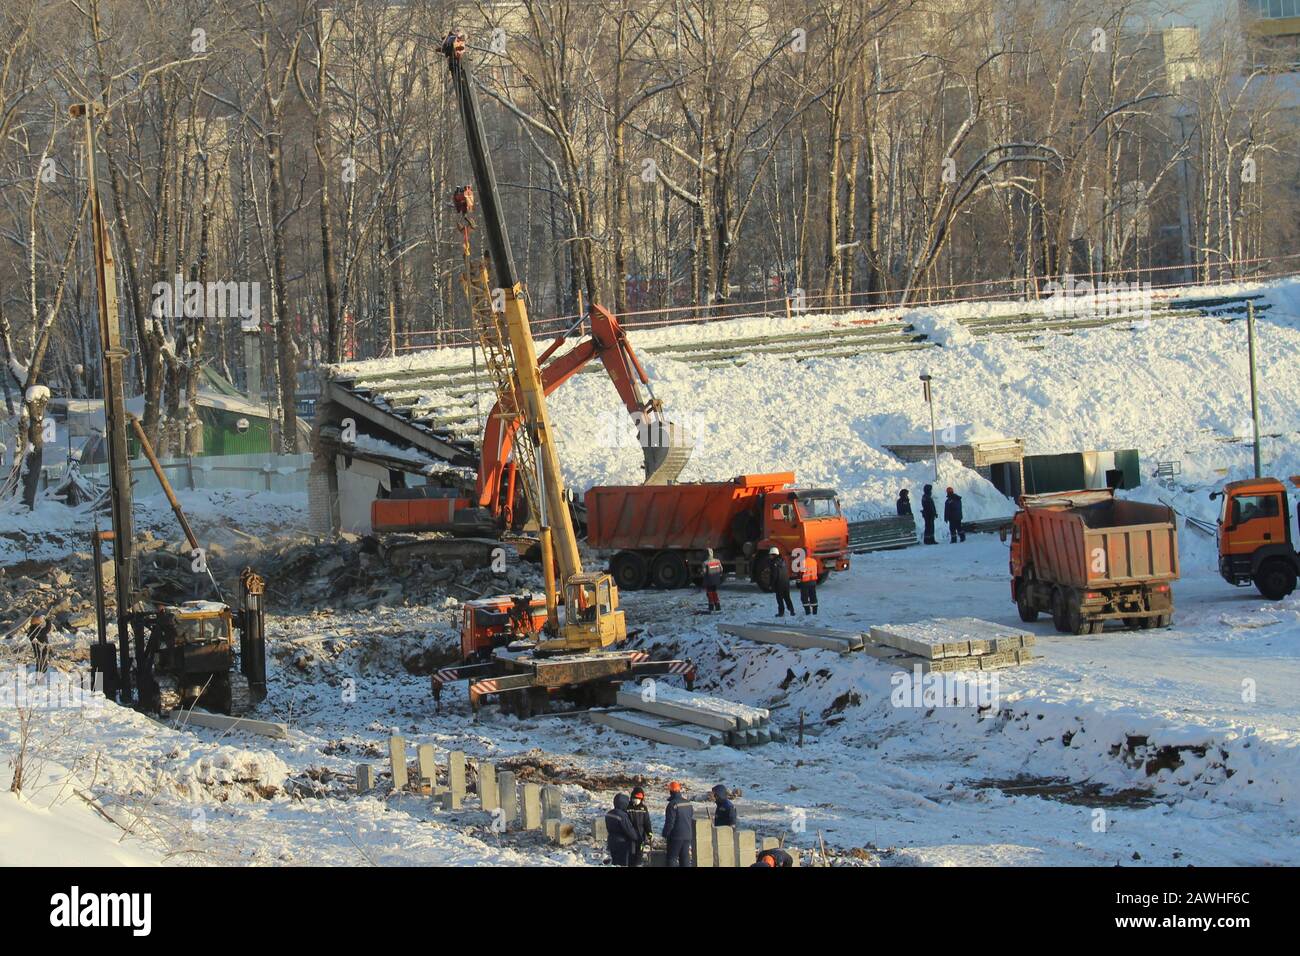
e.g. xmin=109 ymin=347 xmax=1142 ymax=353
xmin=370 ymin=185 xmax=689 ymax=538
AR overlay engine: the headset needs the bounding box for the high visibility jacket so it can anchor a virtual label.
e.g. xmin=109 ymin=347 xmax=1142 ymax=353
xmin=703 ymin=558 xmax=723 ymax=588
xmin=800 ymin=556 xmax=818 ymax=583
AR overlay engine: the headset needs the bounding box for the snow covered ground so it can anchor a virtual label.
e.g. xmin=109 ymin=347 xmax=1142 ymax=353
xmin=4 ymin=276 xmax=1300 ymax=866
xmin=2 ymin=536 xmax=1295 ymax=866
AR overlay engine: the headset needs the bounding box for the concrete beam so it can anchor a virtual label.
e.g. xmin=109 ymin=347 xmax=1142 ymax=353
xmin=356 ymin=763 xmax=374 ymax=793
xmin=721 ymin=623 xmax=858 ymax=654
xmin=589 ymin=710 xmax=719 ymax=750
xmin=179 ymin=710 xmax=288 ymax=739
xmin=544 ymin=820 xmax=576 ymax=845
xmin=614 ymin=689 xmax=738 ymax=732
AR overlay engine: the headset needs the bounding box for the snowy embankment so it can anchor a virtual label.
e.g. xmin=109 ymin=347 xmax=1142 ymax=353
xmin=538 ymin=276 xmax=1300 ymax=521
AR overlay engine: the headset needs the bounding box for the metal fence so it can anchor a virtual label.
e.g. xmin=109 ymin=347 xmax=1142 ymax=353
xmin=39 ymin=451 xmax=312 ymax=498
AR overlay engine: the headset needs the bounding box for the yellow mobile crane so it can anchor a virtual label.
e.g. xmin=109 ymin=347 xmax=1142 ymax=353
xmin=431 ymin=33 xmax=693 ymax=716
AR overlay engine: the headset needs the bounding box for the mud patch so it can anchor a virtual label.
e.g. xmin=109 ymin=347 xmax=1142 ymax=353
xmin=498 ymin=750 xmax=649 ymax=792
xmin=969 ymin=774 xmax=1159 ymax=808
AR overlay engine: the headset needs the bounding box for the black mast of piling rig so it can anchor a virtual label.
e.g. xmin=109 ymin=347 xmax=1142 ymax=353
xmin=76 ymin=101 xmax=136 ymax=703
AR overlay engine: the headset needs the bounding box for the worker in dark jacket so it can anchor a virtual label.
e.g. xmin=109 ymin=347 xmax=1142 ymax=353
xmin=662 ymin=780 xmax=694 ymax=867
xmin=26 ymin=613 xmax=52 ymax=673
xmin=701 ymin=549 xmax=723 ymax=613
xmin=921 ymin=484 xmax=938 ymax=545
xmin=896 ymin=489 xmax=912 ymax=517
xmin=944 ymin=487 xmax=966 ymax=542
xmin=627 ymin=786 xmax=652 ymax=867
xmin=711 ymin=784 xmax=737 ymax=827
xmin=769 ymin=547 xmax=795 ymax=617
xmin=604 ymin=793 xmax=640 ymax=866
xmin=751 ymin=847 xmax=795 ymax=868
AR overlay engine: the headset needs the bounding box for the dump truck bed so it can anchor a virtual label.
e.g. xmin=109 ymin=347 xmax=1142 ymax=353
xmin=585 ymin=473 xmax=792 ymax=552
xmin=1021 ymin=491 xmax=1179 ymax=588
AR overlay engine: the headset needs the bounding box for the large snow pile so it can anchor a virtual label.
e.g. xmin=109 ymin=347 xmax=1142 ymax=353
xmin=540 ymin=277 xmax=1300 ymax=519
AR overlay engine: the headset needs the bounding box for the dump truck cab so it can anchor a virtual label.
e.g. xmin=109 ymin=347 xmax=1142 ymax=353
xmin=1213 ymin=477 xmax=1299 ymax=599
xmin=760 ymin=487 xmax=850 ymax=584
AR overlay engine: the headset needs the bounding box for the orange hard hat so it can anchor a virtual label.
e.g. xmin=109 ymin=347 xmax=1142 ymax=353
xmin=668 ymin=780 xmax=682 ymax=793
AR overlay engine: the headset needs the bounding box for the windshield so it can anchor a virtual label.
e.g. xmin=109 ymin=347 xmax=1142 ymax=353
xmin=796 ymin=495 xmax=840 ymax=520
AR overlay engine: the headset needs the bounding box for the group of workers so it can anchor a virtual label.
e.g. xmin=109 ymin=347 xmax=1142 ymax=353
xmin=897 ymin=484 xmax=965 ymax=545
xmin=698 ymin=546 xmax=822 ymax=618
xmin=604 ymin=780 xmax=793 ymax=867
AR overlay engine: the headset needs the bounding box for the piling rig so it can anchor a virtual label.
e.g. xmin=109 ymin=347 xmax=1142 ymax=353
xmin=75 ymin=101 xmax=267 ymax=716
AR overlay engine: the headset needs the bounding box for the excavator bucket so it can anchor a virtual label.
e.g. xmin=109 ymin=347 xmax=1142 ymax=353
xmin=642 ymin=419 xmax=693 ymax=485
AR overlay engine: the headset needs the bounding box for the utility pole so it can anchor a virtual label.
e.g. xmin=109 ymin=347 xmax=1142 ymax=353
xmin=920 ymin=373 xmax=939 ymax=481
xmin=1247 ymin=301 xmax=1263 ymax=479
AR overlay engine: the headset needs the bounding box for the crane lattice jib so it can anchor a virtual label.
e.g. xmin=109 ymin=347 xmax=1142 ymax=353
xmin=458 ymin=235 xmax=542 ymax=528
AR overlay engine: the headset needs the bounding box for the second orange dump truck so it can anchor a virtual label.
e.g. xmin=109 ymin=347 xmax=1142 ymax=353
xmin=1007 ymin=488 xmax=1179 ymax=634
xmin=584 ymin=472 xmax=850 ymax=591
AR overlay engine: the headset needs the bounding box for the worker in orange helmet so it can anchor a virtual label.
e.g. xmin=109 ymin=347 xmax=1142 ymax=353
xmin=661 ymin=780 xmax=694 ymax=867
xmin=798 ymin=552 xmax=819 ymax=615
xmin=751 ymin=847 xmax=794 ymax=868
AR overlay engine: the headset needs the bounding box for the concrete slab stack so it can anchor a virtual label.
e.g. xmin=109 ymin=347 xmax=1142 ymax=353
xmin=594 ymin=683 xmax=783 ymax=751
xmin=868 ymin=617 xmax=1036 ymax=671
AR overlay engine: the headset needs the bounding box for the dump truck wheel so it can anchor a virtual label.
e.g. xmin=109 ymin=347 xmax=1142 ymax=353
xmin=1015 ymin=580 xmax=1038 ymax=622
xmin=610 ymin=551 xmax=649 ymax=591
xmin=1254 ymin=560 xmax=1297 ymax=601
xmin=650 ymin=551 xmax=689 ymax=590
xmin=753 ymin=557 xmax=775 ymax=593
xmin=1050 ymin=588 xmax=1068 ymax=632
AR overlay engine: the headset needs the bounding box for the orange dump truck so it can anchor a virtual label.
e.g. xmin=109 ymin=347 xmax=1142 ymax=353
xmin=584 ymin=472 xmax=850 ymax=591
xmin=1007 ymin=488 xmax=1178 ymax=634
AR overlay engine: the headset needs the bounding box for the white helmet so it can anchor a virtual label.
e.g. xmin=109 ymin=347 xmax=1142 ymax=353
xmin=768 ymin=547 xmax=780 ymax=556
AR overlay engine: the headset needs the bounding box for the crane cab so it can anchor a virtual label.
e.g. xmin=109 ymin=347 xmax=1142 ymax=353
xmin=1213 ymin=477 xmax=1300 ymax=599
xmin=537 ymin=573 xmax=626 ymax=653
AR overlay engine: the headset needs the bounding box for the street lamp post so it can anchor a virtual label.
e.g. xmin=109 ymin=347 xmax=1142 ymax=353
xmin=920 ymin=373 xmax=939 ymax=482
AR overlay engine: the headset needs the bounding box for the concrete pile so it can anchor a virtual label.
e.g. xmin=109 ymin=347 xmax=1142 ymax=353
xmin=363 ymin=743 xmax=576 ymax=845
xmin=589 ymin=683 xmax=782 ymax=750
